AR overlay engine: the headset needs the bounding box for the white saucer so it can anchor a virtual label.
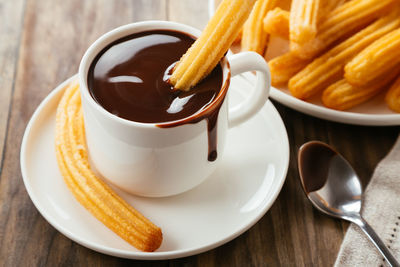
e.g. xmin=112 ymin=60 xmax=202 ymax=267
xmin=20 ymin=75 xmax=289 ymax=260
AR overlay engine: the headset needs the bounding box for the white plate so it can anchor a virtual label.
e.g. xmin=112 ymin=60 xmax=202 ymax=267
xmin=20 ymin=75 xmax=289 ymax=260
xmin=209 ymin=0 xmax=400 ymax=126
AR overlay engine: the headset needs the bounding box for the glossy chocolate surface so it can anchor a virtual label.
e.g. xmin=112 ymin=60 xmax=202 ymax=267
xmin=88 ymin=30 xmax=222 ymax=124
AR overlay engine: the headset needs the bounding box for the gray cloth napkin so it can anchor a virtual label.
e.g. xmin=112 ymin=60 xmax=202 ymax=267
xmin=335 ymin=135 xmax=400 ymax=267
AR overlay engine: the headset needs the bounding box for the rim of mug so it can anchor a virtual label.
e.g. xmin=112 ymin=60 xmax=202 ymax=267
xmin=79 ymin=20 xmax=231 ymax=129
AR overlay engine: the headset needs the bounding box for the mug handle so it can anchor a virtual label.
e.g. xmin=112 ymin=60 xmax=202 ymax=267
xmin=227 ymin=52 xmax=271 ymax=128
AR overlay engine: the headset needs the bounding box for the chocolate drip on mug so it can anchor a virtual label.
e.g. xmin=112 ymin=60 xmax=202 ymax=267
xmin=206 ymin=111 xmax=219 ymax=162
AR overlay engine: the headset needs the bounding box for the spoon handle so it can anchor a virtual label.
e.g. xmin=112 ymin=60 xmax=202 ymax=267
xmin=352 ymin=216 xmax=400 ymax=267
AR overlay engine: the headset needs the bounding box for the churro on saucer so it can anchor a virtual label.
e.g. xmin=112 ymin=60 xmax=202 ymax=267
xmin=55 ymin=82 xmax=162 ymax=252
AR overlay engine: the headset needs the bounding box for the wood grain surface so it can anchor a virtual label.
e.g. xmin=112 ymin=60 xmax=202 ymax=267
xmin=0 ymin=0 xmax=399 ymax=266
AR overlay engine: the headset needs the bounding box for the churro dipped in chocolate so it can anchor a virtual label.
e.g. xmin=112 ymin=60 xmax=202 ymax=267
xmin=169 ymin=0 xmax=256 ymax=91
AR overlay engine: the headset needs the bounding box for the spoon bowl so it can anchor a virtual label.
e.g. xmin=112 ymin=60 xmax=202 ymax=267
xmin=298 ymin=141 xmax=399 ymax=267
xmin=298 ymin=141 xmax=362 ymax=219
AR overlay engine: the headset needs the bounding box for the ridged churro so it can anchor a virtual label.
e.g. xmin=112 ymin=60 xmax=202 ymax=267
xmin=289 ymin=0 xmax=320 ymax=46
xmin=263 ymin=8 xmax=290 ymax=39
xmin=318 ymin=0 xmax=346 ymax=21
xmin=268 ymin=51 xmax=311 ymax=87
xmin=169 ymin=0 xmax=256 ymax=91
xmin=289 ymin=9 xmax=400 ymax=99
xmin=292 ymin=0 xmax=396 ymax=59
xmin=322 ymin=69 xmax=400 ymax=110
xmin=241 ymin=0 xmax=278 ymax=54
xmin=385 ymin=76 xmax=400 ymax=112
xmin=345 ymin=28 xmax=400 ymax=87
xmin=55 ymin=82 xmax=162 ymax=252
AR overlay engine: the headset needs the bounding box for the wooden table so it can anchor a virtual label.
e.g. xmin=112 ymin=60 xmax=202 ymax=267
xmin=1 ymin=1 xmax=399 ymax=266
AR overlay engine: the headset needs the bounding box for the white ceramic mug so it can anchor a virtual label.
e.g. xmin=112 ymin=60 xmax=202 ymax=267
xmin=79 ymin=21 xmax=270 ymax=197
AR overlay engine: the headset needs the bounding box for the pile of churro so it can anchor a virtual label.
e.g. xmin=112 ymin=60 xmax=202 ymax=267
xmin=55 ymin=82 xmax=162 ymax=252
xmin=234 ymin=0 xmax=400 ymax=112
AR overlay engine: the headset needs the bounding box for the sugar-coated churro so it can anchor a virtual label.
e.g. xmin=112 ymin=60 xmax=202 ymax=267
xmin=288 ymin=9 xmax=400 ymax=99
xmin=284 ymin=0 xmax=347 ymax=55
xmin=169 ymin=0 xmax=256 ymax=91
xmin=263 ymin=8 xmax=290 ymax=39
xmin=268 ymin=51 xmax=311 ymax=87
xmin=291 ymin=0 xmax=396 ymax=59
xmin=322 ymin=69 xmax=400 ymax=110
xmin=385 ymin=76 xmax=400 ymax=113
xmin=241 ymin=0 xmax=278 ymax=55
xmin=289 ymin=0 xmax=320 ymax=46
xmin=55 ymin=82 xmax=162 ymax=252
xmin=345 ymin=28 xmax=400 ymax=87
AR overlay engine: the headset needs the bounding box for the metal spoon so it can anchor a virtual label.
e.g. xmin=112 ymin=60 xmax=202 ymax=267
xmin=297 ymin=141 xmax=399 ymax=267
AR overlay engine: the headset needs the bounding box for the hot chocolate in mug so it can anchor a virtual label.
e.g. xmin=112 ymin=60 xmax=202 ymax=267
xmin=79 ymin=21 xmax=270 ymax=197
